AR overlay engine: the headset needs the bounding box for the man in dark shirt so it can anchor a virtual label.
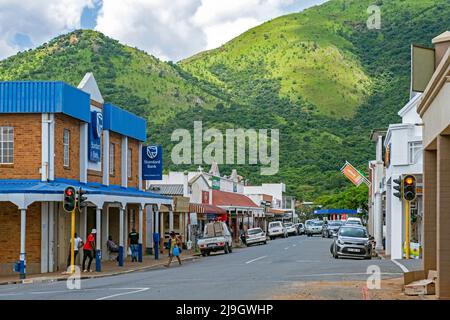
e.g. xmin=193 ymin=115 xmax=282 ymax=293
xmin=128 ymin=228 xmax=139 ymax=262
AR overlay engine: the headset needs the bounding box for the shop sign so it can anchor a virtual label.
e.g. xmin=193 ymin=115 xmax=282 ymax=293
xmin=142 ymin=145 xmax=163 ymax=180
xmin=88 ymin=111 xmax=103 ymax=162
xmin=212 ymin=176 xmax=220 ymax=190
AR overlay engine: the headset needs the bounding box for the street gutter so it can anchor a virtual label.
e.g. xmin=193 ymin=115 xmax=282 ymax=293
xmin=0 ymin=256 xmax=199 ymax=286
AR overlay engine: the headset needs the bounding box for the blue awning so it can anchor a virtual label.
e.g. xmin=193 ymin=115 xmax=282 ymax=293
xmin=314 ymin=209 xmax=358 ymax=215
xmin=0 ymin=179 xmax=169 ymax=200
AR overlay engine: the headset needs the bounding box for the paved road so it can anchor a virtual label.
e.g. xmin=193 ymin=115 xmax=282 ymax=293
xmin=0 ymin=235 xmax=407 ymax=300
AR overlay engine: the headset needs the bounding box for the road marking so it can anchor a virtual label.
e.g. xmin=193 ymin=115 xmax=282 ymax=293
xmin=295 ymin=260 xmax=321 ymax=263
xmin=292 ymin=244 xmax=297 ymax=247
xmin=96 ymin=287 xmax=149 ymax=300
xmin=245 ymin=256 xmax=268 ymax=264
xmin=284 ymin=247 xmax=289 ymax=250
xmin=391 ymin=259 xmax=409 ymax=273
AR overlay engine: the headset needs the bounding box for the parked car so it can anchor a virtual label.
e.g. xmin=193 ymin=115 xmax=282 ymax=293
xmin=330 ymin=225 xmax=372 ymax=259
xmin=322 ymin=220 xmax=344 ymax=238
xmin=245 ymin=228 xmax=267 ymax=246
xmin=284 ymin=222 xmax=298 ymax=236
xmin=268 ymin=221 xmax=288 ymax=240
xmin=295 ymin=223 xmax=305 ymax=235
xmin=344 ymin=217 xmax=363 ymax=226
xmin=305 ymin=220 xmax=323 ymax=237
xmin=197 ymin=221 xmax=233 ymax=256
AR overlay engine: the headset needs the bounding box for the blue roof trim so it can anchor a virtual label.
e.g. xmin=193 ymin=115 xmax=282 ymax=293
xmin=103 ymin=103 xmax=146 ymax=142
xmin=314 ymin=209 xmax=358 ymax=215
xmin=0 ymin=179 xmax=170 ymax=200
xmin=0 ymin=81 xmax=91 ymax=123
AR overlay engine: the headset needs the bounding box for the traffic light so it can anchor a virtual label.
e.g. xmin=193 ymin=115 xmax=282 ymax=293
xmin=403 ymin=175 xmax=417 ymax=201
xmin=63 ymin=186 xmax=76 ymax=212
xmin=393 ymin=176 xmax=403 ymax=199
xmin=77 ymin=188 xmax=88 ymax=210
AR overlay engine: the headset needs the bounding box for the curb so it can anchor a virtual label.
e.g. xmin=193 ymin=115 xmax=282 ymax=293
xmin=0 ymin=256 xmax=199 ymax=286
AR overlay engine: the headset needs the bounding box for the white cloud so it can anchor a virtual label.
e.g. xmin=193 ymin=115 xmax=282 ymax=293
xmin=0 ymin=0 xmax=328 ymax=61
xmin=96 ymin=0 xmax=323 ymax=61
xmin=0 ymin=0 xmax=94 ymax=60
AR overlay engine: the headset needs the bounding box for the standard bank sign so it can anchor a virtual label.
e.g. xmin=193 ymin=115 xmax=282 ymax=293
xmin=142 ymin=145 xmax=163 ymax=180
xmin=88 ymin=111 xmax=103 ymax=163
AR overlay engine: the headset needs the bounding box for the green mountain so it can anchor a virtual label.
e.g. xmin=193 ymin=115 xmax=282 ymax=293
xmin=1 ymin=0 xmax=449 ymax=202
xmin=0 ymin=30 xmax=224 ymax=124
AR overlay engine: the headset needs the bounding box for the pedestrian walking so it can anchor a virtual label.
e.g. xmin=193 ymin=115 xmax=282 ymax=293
xmin=128 ymin=228 xmax=139 ymax=262
xmin=165 ymin=231 xmax=182 ymax=267
xmin=82 ymin=229 xmax=96 ymax=272
xmin=65 ymin=233 xmax=83 ymax=272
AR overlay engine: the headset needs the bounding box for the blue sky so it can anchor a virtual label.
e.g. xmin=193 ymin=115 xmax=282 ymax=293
xmin=0 ymin=0 xmax=328 ymax=61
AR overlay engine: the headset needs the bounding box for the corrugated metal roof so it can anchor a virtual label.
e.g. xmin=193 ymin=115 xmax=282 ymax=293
xmin=212 ymin=190 xmax=259 ymax=208
xmin=148 ymin=184 xmax=184 ymax=196
xmin=0 ymin=81 xmax=91 ymax=123
xmin=103 ymin=103 xmax=146 ymax=142
xmin=0 ymin=179 xmax=170 ymax=200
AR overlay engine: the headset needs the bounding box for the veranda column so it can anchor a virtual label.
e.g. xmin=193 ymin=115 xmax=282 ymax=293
xmin=423 ymin=149 xmax=437 ymax=274
xmin=138 ymin=205 xmax=144 ymax=262
xmin=95 ymin=207 xmax=102 ymax=272
xmin=19 ymin=208 xmax=27 ymax=279
xmin=119 ymin=207 xmax=125 ymax=266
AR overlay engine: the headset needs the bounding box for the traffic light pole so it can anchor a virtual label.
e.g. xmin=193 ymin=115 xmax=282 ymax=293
xmin=405 ymin=200 xmax=410 ymax=260
xmin=70 ymin=209 xmax=75 ymax=274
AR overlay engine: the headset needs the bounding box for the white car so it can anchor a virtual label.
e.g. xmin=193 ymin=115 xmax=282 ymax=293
xmin=284 ymin=223 xmax=298 ymax=236
xmin=198 ymin=221 xmax=233 ymax=256
xmin=245 ymin=228 xmax=267 ymax=246
xmin=268 ymin=221 xmax=287 ymax=240
xmin=344 ymin=217 xmax=363 ymax=226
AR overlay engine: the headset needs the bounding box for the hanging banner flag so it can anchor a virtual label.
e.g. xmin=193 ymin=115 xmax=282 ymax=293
xmin=142 ymin=145 xmax=163 ymax=180
xmin=340 ymin=161 xmax=370 ymax=187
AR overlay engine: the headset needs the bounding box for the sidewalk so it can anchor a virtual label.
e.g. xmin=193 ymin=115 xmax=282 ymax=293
xmin=0 ymin=252 xmax=198 ymax=286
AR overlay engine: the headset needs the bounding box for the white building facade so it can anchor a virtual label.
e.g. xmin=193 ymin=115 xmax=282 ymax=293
xmin=383 ymin=94 xmax=424 ymax=259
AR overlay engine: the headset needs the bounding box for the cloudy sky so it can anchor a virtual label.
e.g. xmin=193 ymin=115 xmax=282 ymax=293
xmin=0 ymin=0 xmax=327 ymax=61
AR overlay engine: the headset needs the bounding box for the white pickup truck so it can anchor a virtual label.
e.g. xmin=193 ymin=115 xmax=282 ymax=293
xmin=197 ymin=221 xmax=233 ymax=256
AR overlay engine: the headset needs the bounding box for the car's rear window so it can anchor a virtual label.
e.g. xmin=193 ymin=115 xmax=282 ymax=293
xmin=339 ymin=227 xmax=368 ymax=238
xmin=248 ymin=228 xmax=263 ymax=235
xmin=270 ymin=222 xmax=282 ymax=228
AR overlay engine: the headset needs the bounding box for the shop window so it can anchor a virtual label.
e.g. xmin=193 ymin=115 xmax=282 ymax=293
xmin=63 ymin=129 xmax=70 ymax=167
xmin=109 ymin=143 xmax=115 ymax=175
xmin=0 ymin=126 xmax=14 ymax=164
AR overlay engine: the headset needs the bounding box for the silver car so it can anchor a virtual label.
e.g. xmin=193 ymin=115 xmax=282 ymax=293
xmin=245 ymin=228 xmax=267 ymax=246
xmin=331 ymin=225 xmax=372 ymax=259
xmin=305 ymin=220 xmax=323 ymax=237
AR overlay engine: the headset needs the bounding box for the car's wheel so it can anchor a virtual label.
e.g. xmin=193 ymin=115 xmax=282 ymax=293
xmin=201 ymin=251 xmax=207 ymax=257
xmin=228 ymin=245 xmax=232 ymax=253
xmin=206 ymin=251 xmax=211 ymax=256
xmin=264 ymin=241 xmax=267 ymax=245
xmin=270 ymin=236 xmax=274 ymax=240
xmin=333 ymin=245 xmax=338 ymax=259
xmin=224 ymin=244 xmax=229 ymax=254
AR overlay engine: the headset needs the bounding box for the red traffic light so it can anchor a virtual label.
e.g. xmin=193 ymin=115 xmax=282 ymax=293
xmin=65 ymin=189 xmax=73 ymax=196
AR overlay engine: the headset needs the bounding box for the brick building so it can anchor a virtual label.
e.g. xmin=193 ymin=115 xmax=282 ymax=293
xmin=0 ymin=73 xmax=171 ymax=278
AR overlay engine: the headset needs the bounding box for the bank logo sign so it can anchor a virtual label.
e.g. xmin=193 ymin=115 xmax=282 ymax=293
xmin=142 ymin=145 xmax=163 ymax=180
xmin=146 ymin=146 xmax=158 ymax=160
xmin=88 ymin=111 xmax=103 ymax=163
